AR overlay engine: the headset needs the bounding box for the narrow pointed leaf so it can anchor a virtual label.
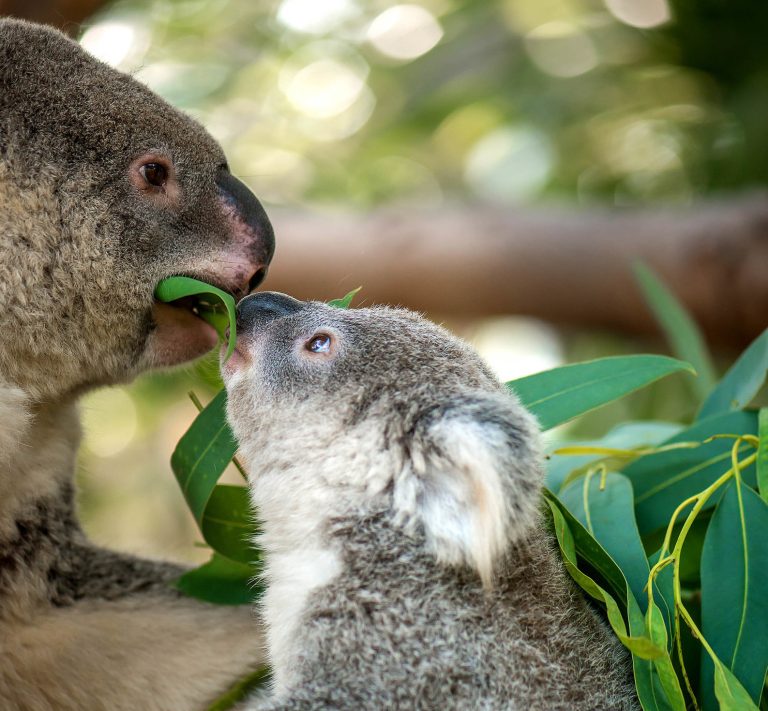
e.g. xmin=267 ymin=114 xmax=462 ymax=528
xmin=624 ymin=554 xmax=684 ymax=710
xmin=155 ymin=276 xmax=238 ymax=359
xmin=543 ymin=488 xmax=626 ymax=602
xmin=713 ymin=662 xmax=759 ymax=711
xmin=547 ymin=495 xmax=682 ymax=710
xmin=624 ymin=410 xmax=758 ymax=535
xmin=543 ymin=496 xmax=663 ymax=660
xmin=559 ymin=473 xmax=651 ymax=612
xmin=628 ymin=594 xmax=683 ymax=711
xmin=648 ymin=548 xmax=675 ymax=637
xmin=700 ymin=481 xmax=768 ymax=710
xmin=170 ymin=391 xmax=259 ymax=566
xmin=171 ymin=390 xmax=237 ymax=522
xmin=698 ymin=328 xmax=768 ymax=420
xmin=507 ymin=355 xmax=695 ymax=431
xmin=328 ymin=287 xmax=362 ymax=309
xmin=634 ymin=262 xmax=716 ymax=400
xmin=645 ymin=600 xmax=687 ymax=708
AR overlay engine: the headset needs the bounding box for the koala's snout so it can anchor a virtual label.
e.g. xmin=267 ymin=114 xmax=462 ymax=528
xmin=237 ymin=291 xmax=304 ymax=333
xmin=215 ymin=170 xmax=276 ymax=293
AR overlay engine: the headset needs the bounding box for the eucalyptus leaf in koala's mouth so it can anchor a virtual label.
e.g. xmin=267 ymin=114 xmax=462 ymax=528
xmin=154 ymin=276 xmax=237 ymax=360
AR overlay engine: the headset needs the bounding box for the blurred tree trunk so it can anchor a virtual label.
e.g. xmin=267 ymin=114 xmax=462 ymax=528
xmin=0 ymin=0 xmax=105 ymax=32
xmin=268 ymin=194 xmax=768 ymax=350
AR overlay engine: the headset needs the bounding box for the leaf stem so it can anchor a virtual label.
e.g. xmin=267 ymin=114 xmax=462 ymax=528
xmin=670 ymin=443 xmax=757 ymax=702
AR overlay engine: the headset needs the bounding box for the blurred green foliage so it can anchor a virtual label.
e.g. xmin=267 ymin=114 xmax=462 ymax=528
xmin=81 ymin=0 xmax=768 ymax=210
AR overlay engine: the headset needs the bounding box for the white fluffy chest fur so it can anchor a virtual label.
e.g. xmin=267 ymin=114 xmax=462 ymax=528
xmin=238 ymin=419 xmax=392 ymax=696
xmin=261 ymin=547 xmax=342 ymax=696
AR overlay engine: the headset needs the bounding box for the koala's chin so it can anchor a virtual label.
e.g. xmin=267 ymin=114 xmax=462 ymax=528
xmin=224 ymin=292 xmax=639 ymax=711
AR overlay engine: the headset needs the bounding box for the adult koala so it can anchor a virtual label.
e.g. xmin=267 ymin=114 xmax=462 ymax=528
xmin=0 ymin=19 xmax=274 ymax=711
xmin=223 ymin=293 xmax=639 ymax=711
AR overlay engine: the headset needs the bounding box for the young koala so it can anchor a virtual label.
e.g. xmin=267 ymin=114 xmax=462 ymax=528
xmin=0 ymin=19 xmax=274 ymax=711
xmin=223 ymin=292 xmax=639 ymax=710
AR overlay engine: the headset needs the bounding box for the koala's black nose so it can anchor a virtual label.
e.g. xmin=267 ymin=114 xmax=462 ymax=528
xmin=216 ymin=169 xmax=276 ymax=267
xmin=237 ymin=292 xmax=304 ymax=332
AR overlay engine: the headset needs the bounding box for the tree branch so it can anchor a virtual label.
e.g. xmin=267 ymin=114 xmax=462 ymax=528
xmin=0 ymin=0 xmax=106 ymax=32
xmin=267 ymin=194 xmax=768 ymax=350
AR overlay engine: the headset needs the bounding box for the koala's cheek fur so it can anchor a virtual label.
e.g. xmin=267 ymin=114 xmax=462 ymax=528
xmin=0 ymin=20 xmax=273 ymax=398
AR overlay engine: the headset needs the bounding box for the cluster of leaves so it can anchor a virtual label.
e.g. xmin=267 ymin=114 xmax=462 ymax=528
xmin=156 ymin=272 xmax=768 ymax=710
xmin=543 ymin=266 xmax=768 ymax=711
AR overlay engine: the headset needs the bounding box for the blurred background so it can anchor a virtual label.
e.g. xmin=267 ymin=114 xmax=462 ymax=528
xmin=3 ymin=0 xmax=766 ymax=563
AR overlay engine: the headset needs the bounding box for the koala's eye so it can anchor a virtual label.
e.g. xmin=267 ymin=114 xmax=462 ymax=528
xmin=140 ymin=162 xmax=167 ymax=188
xmin=306 ymin=334 xmax=332 ymax=354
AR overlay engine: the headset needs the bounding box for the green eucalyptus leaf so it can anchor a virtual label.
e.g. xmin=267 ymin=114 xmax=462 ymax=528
xmin=543 ymin=488 xmax=627 ymax=603
xmin=698 ymin=328 xmax=768 ymax=420
xmin=712 ymin=662 xmax=759 ymax=711
xmin=559 ymin=472 xmax=651 ymax=614
xmin=645 ymin=599 xmax=687 ymax=709
xmin=758 ymin=408 xmax=768 ymax=503
xmin=546 ymin=489 xmax=687 ymax=710
xmin=155 ymin=276 xmax=238 ymax=360
xmin=175 ymin=553 xmax=259 ymax=606
xmin=172 ymin=390 xmax=237 ymax=521
xmin=628 ymin=594 xmax=683 ymax=711
xmin=700 ymin=481 xmax=768 ymax=710
xmin=201 ymin=485 xmax=258 ymax=566
xmin=624 ymin=410 xmax=758 ymax=535
xmin=170 ymin=391 xmax=260 ymax=568
xmin=634 ymin=262 xmax=716 ymax=401
xmin=647 ymin=548 xmax=675 ymax=638
xmin=543 ymin=495 xmax=663 ymax=660
xmin=507 ymin=355 xmax=695 ymax=431
xmin=328 ymin=287 xmax=362 ymax=309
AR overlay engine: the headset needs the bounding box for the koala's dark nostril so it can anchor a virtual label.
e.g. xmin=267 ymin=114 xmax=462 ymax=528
xmin=248 ymin=268 xmax=268 ymax=292
xmin=237 ymin=291 xmax=304 ymax=331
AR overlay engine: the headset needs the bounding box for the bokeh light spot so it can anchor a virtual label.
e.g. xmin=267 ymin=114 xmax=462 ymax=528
xmin=80 ymin=21 xmax=147 ymax=69
xmin=603 ymin=0 xmax=671 ymax=29
xmin=280 ymin=55 xmax=369 ymax=118
xmin=277 ymin=0 xmax=360 ymax=34
xmin=525 ymin=22 xmax=598 ymax=78
xmin=82 ymin=388 xmax=138 ymax=459
xmin=470 ymin=317 xmax=563 ymax=383
xmin=367 ymin=4 xmax=443 ymax=61
xmin=464 ymin=126 xmax=554 ymax=202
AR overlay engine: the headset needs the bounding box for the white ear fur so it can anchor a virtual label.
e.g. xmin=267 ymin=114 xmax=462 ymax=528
xmin=393 ymin=394 xmax=542 ymax=589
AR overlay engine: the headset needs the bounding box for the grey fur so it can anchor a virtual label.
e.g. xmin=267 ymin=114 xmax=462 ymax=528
xmin=224 ymin=295 xmax=639 ymax=711
xmin=0 ymin=20 xmax=272 ymax=710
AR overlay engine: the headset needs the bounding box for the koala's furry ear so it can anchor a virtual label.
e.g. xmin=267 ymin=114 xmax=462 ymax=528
xmin=393 ymin=391 xmax=542 ymax=589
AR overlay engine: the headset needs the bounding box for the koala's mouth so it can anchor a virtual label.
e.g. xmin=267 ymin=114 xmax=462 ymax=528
xmin=149 ymin=270 xmax=266 ymax=368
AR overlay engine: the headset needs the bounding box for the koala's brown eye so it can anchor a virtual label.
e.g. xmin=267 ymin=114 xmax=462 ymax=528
xmin=140 ymin=162 xmax=167 ymax=188
xmin=306 ymin=334 xmax=332 ymax=354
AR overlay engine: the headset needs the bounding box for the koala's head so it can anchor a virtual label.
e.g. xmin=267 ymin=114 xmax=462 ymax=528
xmin=223 ymin=292 xmax=543 ymax=588
xmin=0 ymin=20 xmax=274 ymax=400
